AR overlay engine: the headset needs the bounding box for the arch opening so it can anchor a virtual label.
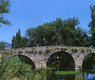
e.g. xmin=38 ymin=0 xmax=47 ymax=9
xmin=0 ymin=55 xmax=36 ymax=79
xmin=82 ymin=53 xmax=95 ymax=71
xmin=0 ymin=55 xmax=35 ymax=73
xmin=17 ymin=55 xmax=36 ymax=69
xmin=47 ymin=51 xmax=75 ymax=71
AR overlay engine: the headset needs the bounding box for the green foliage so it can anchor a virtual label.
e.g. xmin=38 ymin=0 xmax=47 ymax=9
xmin=0 ymin=41 xmax=5 ymax=50
xmin=12 ymin=30 xmax=21 ymax=48
xmin=0 ymin=56 xmax=32 ymax=80
xmin=26 ymin=23 xmax=58 ymax=46
xmin=45 ymin=48 xmax=52 ymax=53
xmin=0 ymin=56 xmax=49 ymax=80
xmin=0 ymin=0 xmax=10 ymax=26
xmin=73 ymin=27 xmax=91 ymax=46
xmin=12 ymin=36 xmax=16 ymax=48
xmin=89 ymin=4 xmax=95 ymax=47
xmin=82 ymin=54 xmax=95 ymax=70
xmin=47 ymin=51 xmax=75 ymax=71
xmin=20 ymin=37 xmax=27 ymax=48
xmin=60 ymin=47 xmax=68 ymax=51
xmin=26 ymin=18 xmax=90 ymax=47
xmin=12 ymin=29 xmax=27 ymax=48
xmin=71 ymin=48 xmax=78 ymax=53
xmin=15 ymin=29 xmax=21 ymax=48
xmin=55 ymin=71 xmax=80 ymax=75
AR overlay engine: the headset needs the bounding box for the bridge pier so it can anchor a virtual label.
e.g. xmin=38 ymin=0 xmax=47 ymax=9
xmin=75 ymin=65 xmax=82 ymax=71
xmin=35 ymin=61 xmax=47 ymax=69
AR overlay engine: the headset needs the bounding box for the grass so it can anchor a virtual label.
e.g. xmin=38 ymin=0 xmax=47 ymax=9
xmin=55 ymin=71 xmax=80 ymax=75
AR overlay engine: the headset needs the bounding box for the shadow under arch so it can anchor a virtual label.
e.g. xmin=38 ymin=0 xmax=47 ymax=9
xmin=2 ymin=55 xmax=36 ymax=69
xmin=82 ymin=53 xmax=95 ymax=71
xmin=46 ymin=51 xmax=75 ymax=71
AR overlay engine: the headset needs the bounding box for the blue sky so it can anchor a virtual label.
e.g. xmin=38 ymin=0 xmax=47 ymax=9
xmin=0 ymin=0 xmax=94 ymax=43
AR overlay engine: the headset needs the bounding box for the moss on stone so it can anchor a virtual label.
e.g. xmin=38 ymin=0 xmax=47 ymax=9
xmin=45 ymin=48 xmax=52 ymax=53
xmin=71 ymin=48 xmax=78 ymax=53
xmin=86 ymin=48 xmax=92 ymax=53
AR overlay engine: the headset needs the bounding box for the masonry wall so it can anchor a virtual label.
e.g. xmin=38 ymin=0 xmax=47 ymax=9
xmin=0 ymin=46 xmax=95 ymax=69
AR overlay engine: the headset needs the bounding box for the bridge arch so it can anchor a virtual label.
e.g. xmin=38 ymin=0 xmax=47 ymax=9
xmin=82 ymin=53 xmax=95 ymax=71
xmin=4 ymin=54 xmax=36 ymax=69
xmin=46 ymin=51 xmax=75 ymax=71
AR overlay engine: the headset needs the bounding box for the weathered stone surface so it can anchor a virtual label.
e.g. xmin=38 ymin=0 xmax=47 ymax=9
xmin=0 ymin=46 xmax=95 ymax=69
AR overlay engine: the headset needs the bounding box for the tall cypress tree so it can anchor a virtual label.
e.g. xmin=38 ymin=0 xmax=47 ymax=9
xmin=89 ymin=5 xmax=95 ymax=47
xmin=12 ymin=36 xmax=16 ymax=48
xmin=12 ymin=29 xmax=27 ymax=48
xmin=15 ymin=29 xmax=21 ymax=48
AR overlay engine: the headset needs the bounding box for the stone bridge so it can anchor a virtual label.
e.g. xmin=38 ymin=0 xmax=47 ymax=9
xmin=0 ymin=46 xmax=95 ymax=70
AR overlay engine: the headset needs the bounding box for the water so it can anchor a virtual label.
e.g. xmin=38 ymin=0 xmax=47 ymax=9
xmin=48 ymin=74 xmax=75 ymax=80
xmin=83 ymin=71 xmax=95 ymax=80
xmin=1 ymin=70 xmax=95 ymax=80
xmin=47 ymin=71 xmax=95 ymax=80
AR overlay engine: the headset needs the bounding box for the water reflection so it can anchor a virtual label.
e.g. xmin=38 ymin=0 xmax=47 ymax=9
xmin=83 ymin=71 xmax=95 ymax=80
xmin=47 ymin=70 xmax=95 ymax=80
xmin=47 ymin=70 xmax=75 ymax=80
xmin=48 ymin=74 xmax=75 ymax=80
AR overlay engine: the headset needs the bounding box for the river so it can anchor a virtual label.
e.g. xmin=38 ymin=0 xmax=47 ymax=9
xmin=47 ymin=71 xmax=95 ymax=80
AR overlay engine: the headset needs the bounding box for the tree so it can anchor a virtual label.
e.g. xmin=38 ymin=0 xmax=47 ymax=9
xmin=0 ymin=41 xmax=5 ymax=50
xmin=73 ymin=27 xmax=90 ymax=46
xmin=26 ymin=23 xmax=58 ymax=46
xmin=0 ymin=0 xmax=10 ymax=26
xmin=20 ymin=37 xmax=27 ymax=48
xmin=12 ymin=36 xmax=16 ymax=48
xmin=12 ymin=29 xmax=21 ymax=48
xmin=89 ymin=5 xmax=95 ymax=47
xmin=12 ymin=30 xmax=27 ymax=48
xmin=15 ymin=29 xmax=21 ymax=48
xmin=26 ymin=18 xmax=89 ymax=47
xmin=55 ymin=18 xmax=79 ymax=45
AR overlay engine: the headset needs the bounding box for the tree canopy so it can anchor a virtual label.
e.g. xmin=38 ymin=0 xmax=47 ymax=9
xmin=26 ymin=18 xmax=90 ymax=47
xmin=12 ymin=29 xmax=27 ymax=48
xmin=89 ymin=4 xmax=95 ymax=47
xmin=11 ymin=4 xmax=95 ymax=48
xmin=0 ymin=41 xmax=5 ymax=50
xmin=0 ymin=0 xmax=10 ymax=26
